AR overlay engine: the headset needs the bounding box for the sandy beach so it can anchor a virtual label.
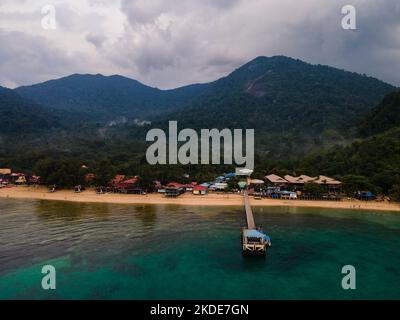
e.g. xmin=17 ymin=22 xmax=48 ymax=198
xmin=1 ymin=186 xmax=399 ymax=212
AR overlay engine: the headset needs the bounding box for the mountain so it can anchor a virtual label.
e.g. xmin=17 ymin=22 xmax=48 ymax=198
xmin=158 ymin=56 xmax=395 ymax=135
xmin=300 ymin=89 xmax=400 ymax=194
xmin=0 ymin=86 xmax=60 ymax=134
xmin=359 ymin=90 xmax=400 ymax=136
xmin=15 ymin=74 xmax=209 ymax=122
xmin=6 ymin=55 xmax=396 ymax=165
xmin=14 ymin=56 xmax=395 ymax=134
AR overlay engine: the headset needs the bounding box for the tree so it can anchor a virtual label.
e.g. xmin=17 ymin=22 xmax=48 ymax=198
xmin=342 ymin=175 xmax=374 ymax=195
xmin=93 ymin=161 xmax=116 ymax=186
xmin=371 ymin=171 xmax=400 ymax=194
xmin=34 ymin=158 xmax=85 ymax=187
xmin=390 ymin=184 xmax=400 ymax=201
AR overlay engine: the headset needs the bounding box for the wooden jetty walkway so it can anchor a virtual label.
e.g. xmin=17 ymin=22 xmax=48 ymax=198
xmin=241 ymin=189 xmax=271 ymax=255
xmin=243 ymin=190 xmax=255 ymax=229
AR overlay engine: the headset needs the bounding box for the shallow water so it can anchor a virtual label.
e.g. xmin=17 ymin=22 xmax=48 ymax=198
xmin=0 ymin=199 xmax=399 ymax=299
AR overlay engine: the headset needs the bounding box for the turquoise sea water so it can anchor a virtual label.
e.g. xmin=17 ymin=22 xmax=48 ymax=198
xmin=0 ymin=198 xmax=399 ymax=299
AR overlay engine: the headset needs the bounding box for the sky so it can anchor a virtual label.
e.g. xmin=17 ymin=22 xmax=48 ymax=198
xmin=0 ymin=0 xmax=399 ymax=89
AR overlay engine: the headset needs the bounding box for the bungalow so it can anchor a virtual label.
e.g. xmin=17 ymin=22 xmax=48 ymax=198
xmin=311 ymin=175 xmax=342 ymax=193
xmin=165 ymin=187 xmax=184 ymax=197
xmin=284 ymin=175 xmax=315 ymax=184
xmin=249 ymin=179 xmax=264 ymax=185
xmin=118 ymin=178 xmax=142 ymax=194
xmin=0 ymin=168 xmax=11 ymax=185
xmin=214 ymin=182 xmax=228 ymax=191
xmin=284 ymin=175 xmax=315 ymax=190
xmin=167 ymin=182 xmax=196 ymax=192
xmin=167 ymin=182 xmax=184 ymax=188
xmin=193 ymin=185 xmax=208 ymax=195
xmin=200 ymin=182 xmax=211 ymax=188
xmin=265 ymin=174 xmax=288 ymax=188
xmin=182 ymin=182 xmax=197 ymax=192
xmin=0 ymin=168 xmax=11 ymax=177
xmin=119 ymin=178 xmax=138 ymax=187
xmin=10 ymin=173 xmax=26 ymax=184
xmin=15 ymin=175 xmax=27 ymax=185
xmin=111 ymin=175 xmax=126 ymax=187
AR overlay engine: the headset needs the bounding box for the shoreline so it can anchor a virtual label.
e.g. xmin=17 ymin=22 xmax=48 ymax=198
xmin=1 ymin=186 xmax=400 ymax=212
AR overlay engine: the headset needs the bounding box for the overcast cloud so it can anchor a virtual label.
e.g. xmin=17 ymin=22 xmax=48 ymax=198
xmin=0 ymin=0 xmax=399 ymax=89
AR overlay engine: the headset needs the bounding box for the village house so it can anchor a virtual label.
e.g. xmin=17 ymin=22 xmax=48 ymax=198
xmin=0 ymin=168 xmax=11 ymax=186
xmin=284 ymin=175 xmax=315 ymax=188
xmin=313 ymin=175 xmax=342 ymax=193
xmin=192 ymin=185 xmax=208 ymax=195
xmin=265 ymin=174 xmax=288 ymax=188
xmin=165 ymin=186 xmax=185 ymax=197
xmin=0 ymin=168 xmax=11 ymax=177
xmin=265 ymin=173 xmax=342 ymax=193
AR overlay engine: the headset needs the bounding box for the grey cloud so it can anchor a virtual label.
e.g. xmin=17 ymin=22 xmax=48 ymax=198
xmin=113 ymin=0 xmax=400 ymax=88
xmin=55 ymin=3 xmax=105 ymax=33
xmin=86 ymin=32 xmax=107 ymax=48
xmin=0 ymin=29 xmax=82 ymax=88
xmin=120 ymin=0 xmax=239 ymax=25
xmin=1 ymin=0 xmax=400 ymax=89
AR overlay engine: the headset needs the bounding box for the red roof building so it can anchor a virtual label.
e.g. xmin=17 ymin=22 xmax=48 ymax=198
xmin=167 ymin=182 xmax=184 ymax=188
xmin=193 ymin=185 xmax=208 ymax=195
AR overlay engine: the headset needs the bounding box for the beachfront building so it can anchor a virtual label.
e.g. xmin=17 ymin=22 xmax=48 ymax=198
xmin=0 ymin=168 xmax=11 ymax=186
xmin=313 ymin=175 xmax=342 ymax=193
xmin=264 ymin=173 xmax=342 ymax=197
xmin=284 ymin=174 xmax=342 ymax=192
xmin=213 ymin=182 xmax=228 ymax=191
xmin=265 ymin=174 xmax=288 ymax=188
xmin=183 ymin=182 xmax=197 ymax=192
xmin=193 ymin=185 xmax=208 ymax=195
xmin=0 ymin=168 xmax=11 ymax=177
xmin=111 ymin=175 xmax=126 ymax=187
xmin=284 ymin=175 xmax=315 ymax=189
xmin=118 ymin=178 xmax=143 ymax=194
xmin=15 ymin=175 xmax=27 ymax=185
xmin=165 ymin=187 xmax=185 ymax=197
xmin=10 ymin=173 xmax=26 ymax=184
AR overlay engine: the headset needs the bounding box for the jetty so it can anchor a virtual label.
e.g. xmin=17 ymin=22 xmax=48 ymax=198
xmin=244 ymin=190 xmax=256 ymax=229
xmin=242 ymin=190 xmax=271 ymax=255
